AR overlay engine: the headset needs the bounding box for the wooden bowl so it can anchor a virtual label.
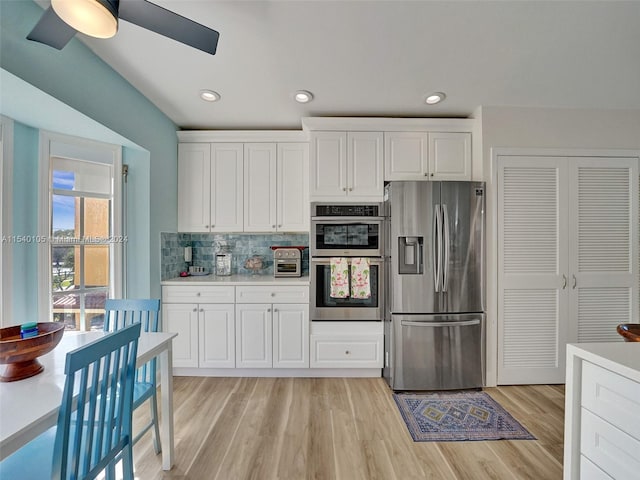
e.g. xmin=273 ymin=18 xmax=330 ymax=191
xmin=0 ymin=322 xmax=66 ymax=382
xmin=616 ymin=323 xmax=640 ymax=342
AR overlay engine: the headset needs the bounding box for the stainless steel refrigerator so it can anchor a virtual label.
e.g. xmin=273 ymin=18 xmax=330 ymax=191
xmin=383 ymin=181 xmax=485 ymax=390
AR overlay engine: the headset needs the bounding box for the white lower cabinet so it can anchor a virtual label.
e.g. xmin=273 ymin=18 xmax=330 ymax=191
xmin=163 ymin=303 xmax=199 ymax=368
xmin=235 ymin=285 xmax=309 ymax=369
xmin=199 ymin=304 xmax=235 ymax=368
xmin=163 ymin=284 xmax=309 ymax=371
xmin=310 ymin=321 xmax=383 ymax=368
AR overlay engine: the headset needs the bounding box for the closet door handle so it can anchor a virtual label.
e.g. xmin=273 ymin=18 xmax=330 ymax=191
xmin=572 ymin=274 xmax=577 ymax=289
xmin=562 ymin=274 xmax=567 ymax=289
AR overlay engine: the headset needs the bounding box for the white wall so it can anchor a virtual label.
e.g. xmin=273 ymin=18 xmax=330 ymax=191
xmin=480 ymin=106 xmax=640 ymax=386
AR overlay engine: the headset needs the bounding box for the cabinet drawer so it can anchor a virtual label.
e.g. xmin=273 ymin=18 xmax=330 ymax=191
xmin=310 ymin=334 xmax=382 ymax=368
xmin=235 ymin=286 xmax=309 ymax=303
xmin=580 ymin=408 xmax=640 ymax=479
xmin=580 ymin=455 xmax=613 ymax=480
xmin=581 ymin=361 xmax=640 ymax=440
xmin=162 ymin=286 xmax=235 ymax=304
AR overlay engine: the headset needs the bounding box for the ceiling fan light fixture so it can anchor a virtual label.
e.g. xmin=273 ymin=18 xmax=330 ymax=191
xmin=294 ymin=90 xmax=314 ymax=104
xmin=200 ymin=90 xmax=220 ymax=102
xmin=425 ymin=92 xmax=446 ymax=105
xmin=51 ymin=0 xmax=118 ymax=39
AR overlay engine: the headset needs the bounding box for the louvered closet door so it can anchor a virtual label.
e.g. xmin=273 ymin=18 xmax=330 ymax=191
xmin=497 ymin=157 xmax=569 ymax=384
xmin=568 ymin=158 xmax=638 ymax=343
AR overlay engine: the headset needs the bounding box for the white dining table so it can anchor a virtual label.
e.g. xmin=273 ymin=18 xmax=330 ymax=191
xmin=0 ymin=330 xmax=178 ymax=471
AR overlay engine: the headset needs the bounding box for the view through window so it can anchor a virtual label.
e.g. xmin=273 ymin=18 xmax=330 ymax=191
xmin=50 ymin=157 xmax=115 ymax=330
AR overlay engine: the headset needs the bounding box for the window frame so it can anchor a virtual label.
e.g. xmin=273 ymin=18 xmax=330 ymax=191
xmin=38 ymin=132 xmax=122 ymax=327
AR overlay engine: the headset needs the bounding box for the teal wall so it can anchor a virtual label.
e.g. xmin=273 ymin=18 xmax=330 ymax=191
xmin=0 ymin=0 xmax=177 ymax=311
xmin=11 ymin=122 xmax=40 ymax=318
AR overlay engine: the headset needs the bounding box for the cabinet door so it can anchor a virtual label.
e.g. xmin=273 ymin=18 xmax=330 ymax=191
xmin=277 ymin=143 xmax=309 ymax=231
xmin=244 ymin=143 xmax=277 ymax=232
xmin=163 ymin=303 xmax=199 ymax=368
xmin=429 ymin=132 xmax=471 ymax=180
xmin=273 ymin=304 xmax=309 ymax=368
xmin=497 ymin=156 xmax=570 ymax=384
xmin=199 ymin=304 xmax=235 ymax=368
xmin=211 ymin=143 xmax=244 ymax=232
xmin=310 ymin=132 xmax=347 ymax=198
xmin=568 ymin=158 xmax=638 ymax=343
xmin=347 ymin=132 xmax=383 ymax=197
xmin=384 ymin=132 xmax=429 ymax=180
xmin=235 ymin=304 xmax=272 ymax=368
xmin=177 ymin=143 xmax=211 ymax=232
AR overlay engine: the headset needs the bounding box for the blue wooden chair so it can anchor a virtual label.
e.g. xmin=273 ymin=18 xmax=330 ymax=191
xmin=0 ymin=322 xmax=141 ymax=480
xmin=104 ymin=298 xmax=162 ymax=454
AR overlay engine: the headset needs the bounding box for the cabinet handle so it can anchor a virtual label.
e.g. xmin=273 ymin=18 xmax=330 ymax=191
xmin=572 ymin=274 xmax=577 ymax=289
xmin=267 ymin=308 xmax=271 ymax=312
xmin=200 ymin=308 xmax=204 ymax=312
xmin=342 ymin=187 xmax=347 ymax=192
xmin=430 ymin=173 xmax=434 ymax=177
xmin=274 ymin=308 xmax=278 ymax=313
xmin=271 ymin=292 xmax=275 ymax=297
xmin=278 ymin=224 xmax=282 ymax=228
xmin=424 ymin=173 xmax=429 ymax=177
xmin=345 ymin=350 xmax=351 ymax=355
xmin=196 ymin=292 xmax=201 ymax=296
xmin=562 ymin=274 xmax=567 ymax=289
xmin=272 ymin=225 xmax=276 ymax=228
xmin=348 ymin=187 xmax=353 ymax=192
xmin=193 ymin=308 xmax=197 ymax=312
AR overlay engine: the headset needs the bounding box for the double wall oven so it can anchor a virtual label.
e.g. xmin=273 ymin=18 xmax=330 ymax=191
xmin=310 ymin=203 xmax=384 ymax=322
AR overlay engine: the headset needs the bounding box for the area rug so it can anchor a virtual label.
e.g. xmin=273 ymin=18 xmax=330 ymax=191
xmin=393 ymin=391 xmax=535 ymax=442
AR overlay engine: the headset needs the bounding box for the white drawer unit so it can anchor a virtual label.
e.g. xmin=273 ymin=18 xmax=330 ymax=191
xmin=161 ymin=285 xmax=235 ymax=304
xmin=580 ymin=408 xmax=640 ymax=479
xmin=310 ymin=321 xmax=383 ymax=369
xmin=311 ymin=335 xmax=382 ymax=368
xmin=579 ymin=456 xmax=613 ymax=480
xmin=235 ymin=285 xmax=309 ymax=303
xmin=581 ymin=361 xmax=640 ymax=440
xmin=564 ymin=344 xmax=640 ymax=480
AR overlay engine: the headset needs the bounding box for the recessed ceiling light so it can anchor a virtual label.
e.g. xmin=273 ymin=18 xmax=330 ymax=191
xmin=425 ymin=92 xmax=446 ymax=105
xmin=294 ymin=90 xmax=314 ymax=103
xmin=200 ymin=90 xmax=220 ymax=102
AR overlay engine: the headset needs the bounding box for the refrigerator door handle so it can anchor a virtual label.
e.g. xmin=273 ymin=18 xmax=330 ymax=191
xmin=401 ymin=319 xmax=481 ymax=327
xmin=433 ymin=204 xmax=442 ymax=292
xmin=442 ymin=203 xmax=450 ymax=292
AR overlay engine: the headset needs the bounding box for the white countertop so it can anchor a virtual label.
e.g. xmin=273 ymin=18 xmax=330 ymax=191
xmin=567 ymin=342 xmax=640 ymax=382
xmin=162 ymin=274 xmax=310 ymax=286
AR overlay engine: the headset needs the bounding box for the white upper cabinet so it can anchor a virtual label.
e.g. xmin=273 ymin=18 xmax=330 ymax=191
xmin=429 ymin=132 xmax=471 ymax=180
xmin=177 ymin=143 xmax=243 ymax=232
xmin=177 ymin=143 xmax=211 ymax=232
xmin=384 ymin=131 xmax=471 ymax=181
xmin=277 ymin=143 xmax=309 ymax=231
xmin=210 ymin=143 xmax=244 ymax=232
xmin=310 ymin=131 xmax=383 ymax=200
xmin=244 ymin=142 xmax=309 ymax=232
xmin=384 ymin=132 xmax=429 ymax=180
xmin=244 ymin=143 xmax=277 ymax=232
xmin=178 ymin=136 xmax=308 ymax=233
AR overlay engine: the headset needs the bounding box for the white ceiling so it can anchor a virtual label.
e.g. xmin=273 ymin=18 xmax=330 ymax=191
xmin=38 ymin=0 xmax=640 ymax=130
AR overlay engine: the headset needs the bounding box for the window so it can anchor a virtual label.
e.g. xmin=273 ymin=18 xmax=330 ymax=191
xmin=41 ymin=134 xmax=122 ymax=330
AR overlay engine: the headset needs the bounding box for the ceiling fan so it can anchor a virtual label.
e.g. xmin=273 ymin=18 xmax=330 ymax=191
xmin=27 ymin=0 xmax=219 ymax=55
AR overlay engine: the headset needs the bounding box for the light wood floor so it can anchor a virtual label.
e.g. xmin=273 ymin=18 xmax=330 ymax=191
xmin=132 ymin=378 xmax=565 ymax=480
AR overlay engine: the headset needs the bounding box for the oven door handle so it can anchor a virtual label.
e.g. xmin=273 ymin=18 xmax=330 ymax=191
xmin=311 ymin=216 xmax=385 ymax=222
xmin=311 ymin=257 xmax=384 ymax=265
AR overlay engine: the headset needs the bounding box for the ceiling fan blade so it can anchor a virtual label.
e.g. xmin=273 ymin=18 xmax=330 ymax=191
xmin=118 ymin=0 xmax=219 ymax=55
xmin=26 ymin=6 xmax=77 ymax=50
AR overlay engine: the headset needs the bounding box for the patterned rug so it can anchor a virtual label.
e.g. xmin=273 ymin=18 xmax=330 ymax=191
xmin=393 ymin=391 xmax=535 ymax=442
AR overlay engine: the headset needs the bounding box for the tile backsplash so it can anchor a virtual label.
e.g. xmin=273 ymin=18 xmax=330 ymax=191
xmin=161 ymin=232 xmax=309 ymax=280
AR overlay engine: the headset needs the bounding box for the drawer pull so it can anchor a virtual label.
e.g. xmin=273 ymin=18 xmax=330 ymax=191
xmin=271 ymin=293 xmax=275 ymax=297
xmin=345 ymin=350 xmax=351 ymax=355
xmin=196 ymin=292 xmax=201 ymax=297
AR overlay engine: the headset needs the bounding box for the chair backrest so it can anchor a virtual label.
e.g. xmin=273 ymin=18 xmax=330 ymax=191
xmin=103 ymin=299 xmax=161 ymax=333
xmin=104 ymin=298 xmax=160 ymax=385
xmin=53 ymin=322 xmax=141 ymax=480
